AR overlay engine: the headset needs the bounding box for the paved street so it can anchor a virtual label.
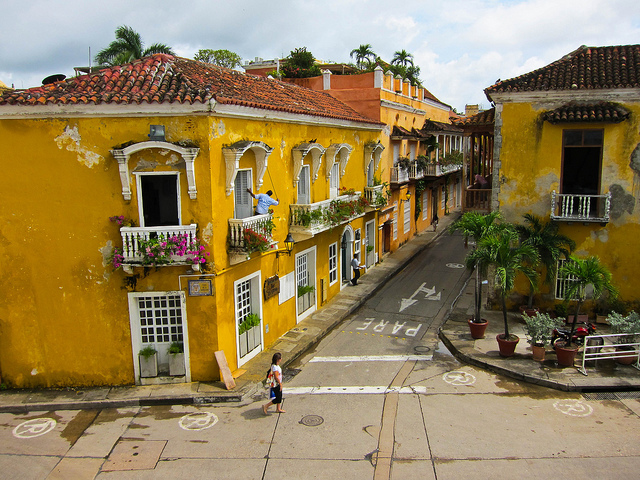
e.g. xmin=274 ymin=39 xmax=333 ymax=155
xmin=2 ymin=233 xmax=640 ymax=479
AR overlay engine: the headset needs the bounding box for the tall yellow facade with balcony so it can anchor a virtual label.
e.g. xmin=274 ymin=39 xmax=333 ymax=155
xmin=0 ymin=55 xmax=384 ymax=388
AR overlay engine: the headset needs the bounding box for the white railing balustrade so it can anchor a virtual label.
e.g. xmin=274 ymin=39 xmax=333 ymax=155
xmin=120 ymin=224 xmax=198 ymax=263
xmin=578 ymin=333 xmax=640 ymax=375
xmin=228 ymin=213 xmax=274 ymax=249
xmin=391 ymin=166 xmax=409 ymax=184
xmin=409 ymin=162 xmax=424 ymax=180
xmin=550 ymin=191 xmax=611 ymax=222
xmin=364 ymin=185 xmax=385 ymax=207
xmin=290 ymin=193 xmax=363 ymax=236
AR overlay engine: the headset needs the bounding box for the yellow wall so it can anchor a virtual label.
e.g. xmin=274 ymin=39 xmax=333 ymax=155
xmin=497 ymin=101 xmax=640 ymax=303
xmin=0 ymin=112 xmax=381 ymax=388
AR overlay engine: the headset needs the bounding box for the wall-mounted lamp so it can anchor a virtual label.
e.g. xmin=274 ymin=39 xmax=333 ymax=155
xmin=276 ymin=233 xmax=296 ymax=257
xmin=149 ymin=125 xmax=166 ymax=142
xmin=401 ymin=192 xmax=412 ymax=203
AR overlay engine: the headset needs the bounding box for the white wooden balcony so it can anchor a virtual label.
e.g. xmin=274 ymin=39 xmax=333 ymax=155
xmin=409 ymin=162 xmax=424 ymax=180
xmin=423 ymin=163 xmax=462 ymax=177
xmin=390 ymin=166 xmax=409 ymax=184
xmin=364 ymin=185 xmax=387 ymax=210
xmin=228 ymin=213 xmax=275 ymax=249
xmin=119 ymin=224 xmax=199 ymax=270
xmin=289 ymin=193 xmax=364 ymax=240
xmin=550 ymin=191 xmax=611 ymax=223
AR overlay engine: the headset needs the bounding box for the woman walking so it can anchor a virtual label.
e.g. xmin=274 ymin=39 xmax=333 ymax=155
xmin=263 ymin=352 xmax=286 ymax=414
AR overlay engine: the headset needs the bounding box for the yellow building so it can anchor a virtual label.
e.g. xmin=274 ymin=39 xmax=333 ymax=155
xmin=485 ymin=44 xmax=640 ymax=307
xmin=248 ymin=64 xmax=465 ymax=253
xmin=0 ymin=54 xmax=386 ymax=388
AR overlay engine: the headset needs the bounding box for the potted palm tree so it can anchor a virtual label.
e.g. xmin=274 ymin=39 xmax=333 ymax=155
xmin=557 ymin=256 xmax=618 ymax=367
xmin=450 ymin=211 xmax=503 ymax=339
xmin=523 ymin=312 xmax=563 ymax=361
xmin=468 ymin=227 xmax=538 ymax=357
xmin=515 ymin=214 xmax=575 ymax=315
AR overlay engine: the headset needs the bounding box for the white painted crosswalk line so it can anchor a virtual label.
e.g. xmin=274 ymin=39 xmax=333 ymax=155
xmin=308 ymin=355 xmax=432 ymax=363
xmin=284 ymin=386 xmax=429 ymax=395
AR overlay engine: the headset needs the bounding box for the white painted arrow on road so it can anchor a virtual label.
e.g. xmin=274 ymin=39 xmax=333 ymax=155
xmin=400 ymin=283 xmax=438 ymax=312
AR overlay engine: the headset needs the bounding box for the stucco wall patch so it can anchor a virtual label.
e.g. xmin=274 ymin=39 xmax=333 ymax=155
xmin=609 ymin=184 xmax=635 ymax=219
xmin=590 ymin=229 xmax=609 ymax=243
xmin=55 ymin=125 xmax=103 ymax=168
xmin=202 ymin=222 xmax=214 ymax=244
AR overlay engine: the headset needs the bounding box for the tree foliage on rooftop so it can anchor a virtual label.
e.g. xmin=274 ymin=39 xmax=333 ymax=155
xmin=194 ymin=49 xmax=242 ymax=69
xmin=95 ymin=26 xmax=174 ymax=67
xmin=392 ymin=49 xmax=414 ymax=67
xmin=281 ymin=47 xmax=321 ymax=78
xmin=350 ymin=44 xmax=376 ymax=70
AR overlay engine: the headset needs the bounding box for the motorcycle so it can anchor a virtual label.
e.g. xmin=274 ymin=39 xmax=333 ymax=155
xmin=551 ymin=321 xmax=598 ymax=349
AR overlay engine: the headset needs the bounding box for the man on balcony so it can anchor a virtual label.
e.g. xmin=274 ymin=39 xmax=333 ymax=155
xmin=247 ymin=188 xmax=279 ymax=215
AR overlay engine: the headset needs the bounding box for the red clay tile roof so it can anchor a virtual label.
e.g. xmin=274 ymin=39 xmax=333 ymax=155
xmin=455 ymin=107 xmax=495 ymax=126
xmin=485 ymin=45 xmax=640 ymax=99
xmin=0 ymin=54 xmax=382 ymax=125
xmin=542 ymin=102 xmax=630 ymax=124
xmin=419 ymin=119 xmax=463 ymax=134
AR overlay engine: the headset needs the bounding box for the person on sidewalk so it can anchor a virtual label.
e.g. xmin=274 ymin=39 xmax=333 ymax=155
xmin=263 ymin=352 xmax=286 ymax=414
xmin=351 ymin=253 xmax=365 ymax=285
xmin=247 ymin=188 xmax=279 ymax=215
xmin=432 ymin=212 xmax=439 ymax=232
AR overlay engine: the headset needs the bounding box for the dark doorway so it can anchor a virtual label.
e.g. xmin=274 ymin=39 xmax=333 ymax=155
xmin=140 ymin=175 xmax=179 ymax=227
xmin=561 ymin=130 xmax=602 ymax=195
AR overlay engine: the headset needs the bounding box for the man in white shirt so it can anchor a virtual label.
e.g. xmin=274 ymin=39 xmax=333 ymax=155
xmin=247 ymin=188 xmax=279 ymax=215
xmin=350 ymin=253 xmax=364 ymax=285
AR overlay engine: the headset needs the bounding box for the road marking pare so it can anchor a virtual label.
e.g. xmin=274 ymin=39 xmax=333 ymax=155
xmin=310 ymin=355 xmax=432 ymax=363
xmin=13 ymin=418 xmax=57 ymax=439
xmin=179 ymin=412 xmax=219 ymax=431
xmin=553 ymin=399 xmax=593 ymax=417
xmin=442 ymin=371 xmax=476 ymax=386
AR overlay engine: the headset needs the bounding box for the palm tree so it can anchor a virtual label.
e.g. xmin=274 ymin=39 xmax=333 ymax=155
xmin=515 ymin=214 xmax=576 ymax=308
xmin=468 ymin=228 xmax=538 ymax=339
xmin=95 ymin=25 xmax=175 ymax=67
xmin=392 ymin=49 xmax=414 ymax=67
xmin=350 ymin=44 xmax=376 ymax=70
xmin=449 ymin=211 xmax=503 ymax=323
xmin=560 ymin=256 xmax=617 ymax=347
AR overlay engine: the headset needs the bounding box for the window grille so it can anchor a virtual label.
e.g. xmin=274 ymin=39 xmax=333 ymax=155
xmin=403 ymin=200 xmax=410 ymax=234
xmin=236 ymin=279 xmax=252 ymax=326
xmin=138 ymin=294 xmax=183 ymax=344
xmin=555 ymin=259 xmax=578 ymax=300
xmin=329 ymin=243 xmax=337 ymax=284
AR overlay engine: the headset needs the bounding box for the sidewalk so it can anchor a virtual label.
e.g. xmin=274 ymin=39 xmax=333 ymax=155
xmin=440 ymin=275 xmax=640 ymax=392
xmin=2 ymin=209 xmax=639 ymax=413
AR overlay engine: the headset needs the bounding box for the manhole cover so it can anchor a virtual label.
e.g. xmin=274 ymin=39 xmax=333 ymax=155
xmin=446 ymin=263 xmax=465 ymax=269
xmin=413 ymin=346 xmax=431 ymax=355
xmin=300 ymin=415 xmax=324 ymax=427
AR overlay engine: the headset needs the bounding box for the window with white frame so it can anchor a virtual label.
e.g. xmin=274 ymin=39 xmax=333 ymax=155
xmin=555 ymin=259 xmax=577 ymax=300
xmin=422 ymin=191 xmax=429 ymax=220
xmin=138 ymin=294 xmax=184 ymax=344
xmin=329 ymin=163 xmax=339 ymax=199
xmin=403 ymin=199 xmax=410 ymax=233
xmin=329 ymin=243 xmax=338 ymax=285
xmin=393 ymin=210 xmax=398 ymax=240
xmin=354 ymin=229 xmax=361 ymax=256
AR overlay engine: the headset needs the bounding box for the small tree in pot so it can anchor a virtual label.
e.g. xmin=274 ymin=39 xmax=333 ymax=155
xmin=515 ymin=214 xmax=575 ymax=312
xmin=450 ymin=211 xmax=503 ymax=332
xmin=468 ymin=227 xmax=538 ymax=356
xmin=523 ymin=312 xmax=564 ymax=361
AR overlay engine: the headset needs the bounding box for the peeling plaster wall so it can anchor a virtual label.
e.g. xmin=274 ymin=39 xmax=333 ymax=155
xmin=494 ymin=98 xmax=640 ymax=303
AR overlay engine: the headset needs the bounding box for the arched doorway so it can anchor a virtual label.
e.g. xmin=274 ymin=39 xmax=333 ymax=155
xmin=340 ymin=227 xmax=353 ymax=286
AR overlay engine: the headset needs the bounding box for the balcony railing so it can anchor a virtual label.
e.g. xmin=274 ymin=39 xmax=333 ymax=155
xmin=290 ymin=193 xmax=364 ymax=239
xmin=390 ymin=166 xmax=409 ymax=184
xmin=423 ymin=163 xmax=462 ymax=176
xmin=550 ymin=191 xmax=611 ymax=223
xmin=120 ymin=224 xmax=198 ymax=263
xmin=409 ymin=163 xmax=424 ymax=180
xmin=464 ymin=188 xmax=492 ymax=212
xmin=228 ymin=213 xmax=274 ymax=249
xmin=364 ymin=185 xmax=386 ymax=209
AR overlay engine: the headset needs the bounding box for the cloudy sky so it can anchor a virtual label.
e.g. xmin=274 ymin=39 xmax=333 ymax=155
xmin=1 ymin=0 xmax=639 ymax=111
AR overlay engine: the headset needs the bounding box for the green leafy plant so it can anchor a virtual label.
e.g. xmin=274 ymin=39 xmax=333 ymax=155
xmin=396 ymin=156 xmax=411 ymax=172
xmin=523 ymin=312 xmax=564 ymax=347
xmin=298 ymin=284 xmax=315 ymax=297
xmin=281 ymin=47 xmax=321 ymax=78
xmin=607 ymin=311 xmax=640 ymax=345
xmin=238 ymin=313 xmax=261 ymax=335
xmin=168 ymin=342 xmax=184 ymax=354
xmin=243 ymin=228 xmax=272 ymax=255
xmin=139 ymin=346 xmax=157 ymax=359
xmin=367 ymin=245 xmax=374 ymax=254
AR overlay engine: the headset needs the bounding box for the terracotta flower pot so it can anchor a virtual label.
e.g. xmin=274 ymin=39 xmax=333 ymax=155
xmin=468 ymin=319 xmax=488 ymax=339
xmin=496 ymin=334 xmax=519 ymax=357
xmin=519 ymin=305 xmax=539 ymax=318
xmin=615 ymin=346 xmax=639 ymax=365
xmin=555 ymin=342 xmax=579 ymax=367
xmin=531 ymin=344 xmax=546 ymax=362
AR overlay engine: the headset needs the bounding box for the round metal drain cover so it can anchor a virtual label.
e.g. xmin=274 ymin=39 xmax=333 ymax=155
xmin=300 ymin=415 xmax=324 ymax=427
xmin=446 ymin=263 xmax=465 ymax=269
xmin=414 ymin=345 xmax=431 ymax=355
